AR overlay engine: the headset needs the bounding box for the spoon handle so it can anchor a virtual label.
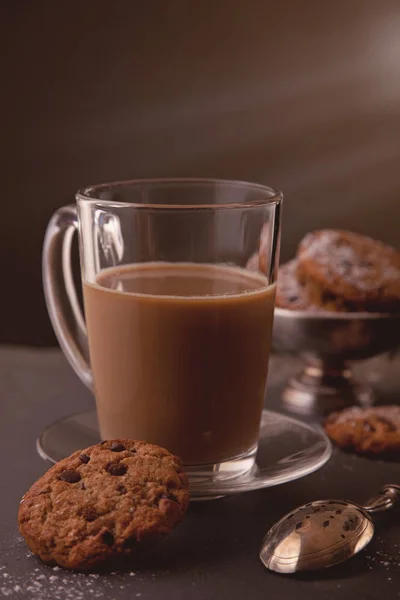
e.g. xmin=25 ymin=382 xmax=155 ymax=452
xmin=363 ymin=484 xmax=400 ymax=514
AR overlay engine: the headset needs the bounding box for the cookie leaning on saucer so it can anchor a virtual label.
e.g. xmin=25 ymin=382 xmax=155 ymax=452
xmin=18 ymin=439 xmax=190 ymax=571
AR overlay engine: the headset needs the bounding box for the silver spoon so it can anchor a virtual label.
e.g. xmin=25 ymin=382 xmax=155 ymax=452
xmin=260 ymin=484 xmax=400 ymax=573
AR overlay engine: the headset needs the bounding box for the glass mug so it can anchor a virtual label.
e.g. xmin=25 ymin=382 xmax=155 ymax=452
xmin=43 ymin=179 xmax=282 ymax=485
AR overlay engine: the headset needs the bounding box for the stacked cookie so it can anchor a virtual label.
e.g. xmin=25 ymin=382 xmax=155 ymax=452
xmin=276 ymin=230 xmax=400 ymax=313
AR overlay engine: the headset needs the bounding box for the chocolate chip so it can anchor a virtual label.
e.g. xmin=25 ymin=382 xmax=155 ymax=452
xmin=335 ymin=509 xmax=342 ymax=514
xmin=295 ymin=522 xmax=303 ymax=530
xmin=166 ymin=480 xmax=179 ymax=491
xmin=161 ymin=493 xmax=177 ymax=503
xmin=79 ymin=454 xmax=90 ymax=464
xmin=363 ymin=421 xmax=376 ymax=432
xmin=117 ymin=484 xmax=127 ymax=494
xmin=322 ymin=290 xmax=336 ymax=302
xmin=106 ymin=462 xmax=127 ymax=476
xmin=323 ymin=520 xmax=330 ymax=527
xmin=59 ymin=470 xmax=81 ymax=483
xmin=81 ymin=482 xmax=86 ymax=490
xmin=83 ymin=508 xmax=98 ymax=522
xmin=341 ymin=534 xmax=346 ymax=539
xmin=102 ymin=531 xmax=114 ymax=546
xmin=288 ymin=295 xmax=299 ymax=303
xmin=110 ymin=443 xmax=126 ymax=452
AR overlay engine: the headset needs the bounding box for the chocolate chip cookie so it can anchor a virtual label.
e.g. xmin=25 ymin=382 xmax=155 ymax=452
xmin=297 ymin=230 xmax=400 ymax=312
xmin=18 ymin=440 xmax=190 ymax=571
xmin=325 ymin=405 xmax=400 ymax=456
xmin=276 ymin=260 xmax=311 ymax=310
xmin=276 ymin=260 xmax=344 ymax=311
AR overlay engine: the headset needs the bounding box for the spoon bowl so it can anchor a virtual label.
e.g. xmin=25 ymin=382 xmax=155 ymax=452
xmin=260 ymin=484 xmax=400 ymax=573
xmin=260 ymin=499 xmax=373 ymax=573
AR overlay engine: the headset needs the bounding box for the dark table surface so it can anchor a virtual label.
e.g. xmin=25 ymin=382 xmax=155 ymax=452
xmin=1 ymin=346 xmax=399 ymax=599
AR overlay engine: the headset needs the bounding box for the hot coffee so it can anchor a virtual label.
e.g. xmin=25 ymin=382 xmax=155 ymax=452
xmin=83 ymin=262 xmax=275 ymax=465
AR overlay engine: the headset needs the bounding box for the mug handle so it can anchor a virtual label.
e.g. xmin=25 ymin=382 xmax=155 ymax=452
xmin=42 ymin=205 xmax=93 ymax=389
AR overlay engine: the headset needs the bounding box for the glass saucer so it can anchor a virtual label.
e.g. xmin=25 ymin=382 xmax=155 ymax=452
xmin=37 ymin=409 xmax=331 ymax=499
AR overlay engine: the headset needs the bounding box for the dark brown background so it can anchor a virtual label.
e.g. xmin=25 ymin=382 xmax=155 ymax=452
xmin=1 ymin=0 xmax=399 ymax=346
